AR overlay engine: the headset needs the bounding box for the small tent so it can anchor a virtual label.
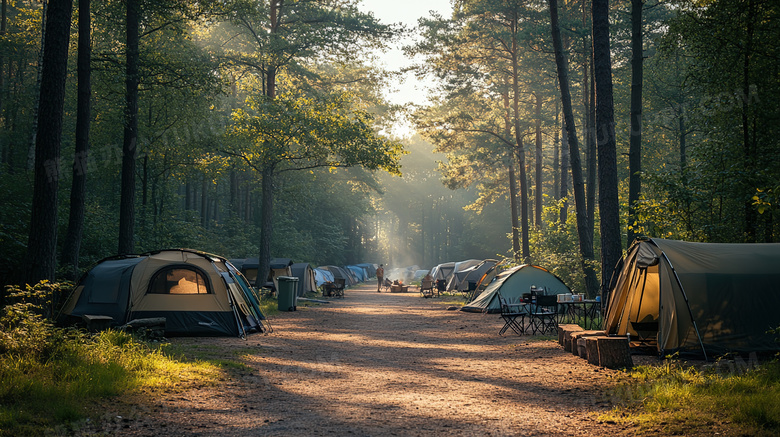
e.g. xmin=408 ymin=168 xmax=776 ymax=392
xmin=322 ymin=266 xmax=355 ymax=286
xmin=461 ymin=264 xmax=572 ymax=313
xmin=290 ymin=263 xmax=318 ymax=296
xmin=346 ymin=265 xmax=367 ymax=282
xmin=604 ymin=238 xmax=780 ymax=358
xmin=430 ymin=262 xmax=456 ymax=282
xmin=59 ymin=249 xmax=267 ymax=337
xmin=313 ymin=267 xmax=334 ymax=287
xmin=453 ymin=259 xmax=498 ymax=293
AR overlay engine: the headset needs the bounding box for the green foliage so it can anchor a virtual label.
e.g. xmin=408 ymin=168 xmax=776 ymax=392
xmin=528 ymin=200 xmax=600 ymax=296
xmin=603 ymin=358 xmax=780 ymax=435
xmin=0 ymin=281 xmax=221 ymax=436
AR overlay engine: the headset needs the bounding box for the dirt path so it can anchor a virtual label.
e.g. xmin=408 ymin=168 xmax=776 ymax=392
xmin=95 ymin=284 xmax=635 ymax=436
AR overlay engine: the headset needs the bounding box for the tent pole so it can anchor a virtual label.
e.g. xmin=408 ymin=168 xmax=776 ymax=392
xmin=660 ymin=251 xmax=708 ymax=361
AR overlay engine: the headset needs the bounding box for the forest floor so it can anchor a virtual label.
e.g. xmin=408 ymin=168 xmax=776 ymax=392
xmin=73 ymin=283 xmax=716 ymax=436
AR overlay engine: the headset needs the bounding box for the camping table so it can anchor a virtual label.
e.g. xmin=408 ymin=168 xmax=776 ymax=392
xmin=556 ymin=300 xmax=601 ymax=330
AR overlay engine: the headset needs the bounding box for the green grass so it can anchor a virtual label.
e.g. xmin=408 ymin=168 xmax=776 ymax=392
xmin=0 ymin=282 xmax=229 ymax=436
xmin=600 ymin=356 xmax=780 ymax=435
xmin=0 ymin=330 xmax=223 ymax=436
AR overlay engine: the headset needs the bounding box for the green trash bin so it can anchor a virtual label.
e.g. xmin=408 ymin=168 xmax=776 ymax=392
xmin=277 ymin=276 xmax=299 ymax=311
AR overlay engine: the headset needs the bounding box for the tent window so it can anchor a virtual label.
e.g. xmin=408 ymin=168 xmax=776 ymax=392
xmin=149 ymin=267 xmax=211 ymax=295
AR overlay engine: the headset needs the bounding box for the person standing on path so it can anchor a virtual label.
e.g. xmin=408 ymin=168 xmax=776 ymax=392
xmin=376 ymin=264 xmax=384 ymax=292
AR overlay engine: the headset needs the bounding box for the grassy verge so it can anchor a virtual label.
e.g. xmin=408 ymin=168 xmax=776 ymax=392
xmin=0 ymin=282 xmax=226 ymax=436
xmin=601 ymin=355 xmax=780 ymax=435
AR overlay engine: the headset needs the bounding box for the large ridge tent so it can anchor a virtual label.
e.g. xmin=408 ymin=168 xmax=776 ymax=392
xmin=290 ymin=263 xmax=318 ymax=296
xmin=59 ymin=249 xmax=267 ymax=337
xmin=604 ymin=238 xmax=780 ymax=358
xmin=461 ymin=264 xmax=572 ymax=313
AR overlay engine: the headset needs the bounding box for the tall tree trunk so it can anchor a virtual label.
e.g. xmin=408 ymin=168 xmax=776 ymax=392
xmin=27 ymin=0 xmax=48 ymax=171
xmin=587 ymin=52 xmax=597 ymax=237
xmin=0 ymin=0 xmax=7 ymax=169
xmin=534 ymin=93 xmax=543 ymax=229
xmin=627 ymin=0 xmax=644 ymax=248
xmin=255 ymin=0 xmax=281 ymax=288
xmin=61 ymin=0 xmax=91 ymax=280
xmin=549 ymin=0 xmax=599 ymax=296
xmin=25 ymin=0 xmax=72 ymax=284
xmin=560 ymin=117 xmax=569 ymax=224
xmin=742 ymin=0 xmax=755 ymax=242
xmin=504 ymin=91 xmax=521 ymax=262
xmin=553 ymin=99 xmax=560 ymax=205
xmin=509 ymin=13 xmax=530 ymax=261
xmin=118 ymin=0 xmax=139 ymax=255
xmin=593 ymin=0 xmax=622 ymax=298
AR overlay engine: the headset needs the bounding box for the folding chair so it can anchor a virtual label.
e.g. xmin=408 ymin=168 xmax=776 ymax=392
xmin=420 ymin=278 xmax=434 ymax=298
xmin=529 ymin=294 xmax=558 ymax=335
xmin=498 ymin=295 xmax=526 ymax=336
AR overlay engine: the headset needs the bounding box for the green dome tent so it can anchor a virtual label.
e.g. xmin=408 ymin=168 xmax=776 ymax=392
xmin=461 ymin=264 xmax=572 ymax=313
xmin=59 ymin=249 xmax=268 ymax=337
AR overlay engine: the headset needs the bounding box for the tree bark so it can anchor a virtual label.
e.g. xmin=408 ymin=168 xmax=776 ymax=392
xmin=61 ymin=0 xmax=91 ymax=279
xmin=504 ymin=90 xmax=521 ymax=262
xmin=534 ymin=93 xmax=543 ymax=229
xmin=509 ymin=13 xmax=530 ymax=261
xmin=593 ymin=0 xmax=622 ymax=298
xmin=27 ymin=1 xmax=48 ymax=171
xmin=627 ymin=0 xmax=644 ymax=248
xmin=118 ymin=0 xmax=139 ymax=255
xmin=549 ymin=0 xmax=599 ymax=296
xmin=25 ymin=0 xmax=73 ymax=284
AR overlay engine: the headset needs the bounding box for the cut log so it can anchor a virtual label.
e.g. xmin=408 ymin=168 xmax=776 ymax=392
xmin=585 ymin=337 xmax=601 ymax=366
xmin=570 ymin=330 xmax=606 ymax=356
xmin=81 ymin=314 xmax=113 ymax=331
xmin=558 ymin=324 xmax=583 ymax=349
xmin=586 ymin=336 xmax=633 ymax=369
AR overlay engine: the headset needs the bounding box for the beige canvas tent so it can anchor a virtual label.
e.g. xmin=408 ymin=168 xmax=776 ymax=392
xmin=59 ymin=249 xmax=268 ymax=337
xmin=604 ymin=238 xmax=780 ymax=358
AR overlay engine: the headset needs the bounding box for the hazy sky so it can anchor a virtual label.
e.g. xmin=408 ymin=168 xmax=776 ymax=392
xmin=358 ymin=0 xmax=453 ymax=110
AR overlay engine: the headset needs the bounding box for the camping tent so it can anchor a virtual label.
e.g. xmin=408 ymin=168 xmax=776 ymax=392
xmin=290 ymin=263 xmax=318 ymax=296
xmin=461 ymin=264 xmax=572 ymax=313
xmin=59 ymin=249 xmax=267 ymax=337
xmin=452 ymin=259 xmax=498 ymax=293
xmin=346 ymin=265 xmax=367 ymax=282
xmin=447 ymin=259 xmax=493 ymax=291
xmin=322 ymin=266 xmax=355 ymax=285
xmin=430 ymin=262 xmax=456 ymax=282
xmin=313 ymin=268 xmax=334 ymax=287
xmin=604 ymin=238 xmax=780 ymax=358
xmin=230 ymin=257 xmax=292 ymax=291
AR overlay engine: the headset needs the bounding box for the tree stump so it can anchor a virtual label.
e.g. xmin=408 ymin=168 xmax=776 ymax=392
xmin=587 ymin=336 xmax=633 ymax=369
xmin=558 ymin=324 xmax=583 ymax=350
xmin=570 ymin=330 xmax=606 ymax=356
xmin=585 ymin=337 xmax=601 ymax=366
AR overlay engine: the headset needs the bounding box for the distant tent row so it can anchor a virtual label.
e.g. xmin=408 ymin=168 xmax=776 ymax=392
xmin=462 ymin=264 xmax=572 ymax=313
xmin=59 ymin=249 xmax=268 ymax=337
xmin=604 ymin=238 xmax=780 ymax=358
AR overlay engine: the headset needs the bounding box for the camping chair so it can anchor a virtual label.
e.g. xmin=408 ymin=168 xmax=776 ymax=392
xmin=420 ymin=278 xmax=434 ymax=298
xmin=382 ymin=278 xmax=393 ymax=292
xmin=529 ymin=294 xmax=558 ymax=335
xmin=498 ymin=295 xmax=526 ymax=336
xmin=331 ymin=278 xmax=346 ymax=298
